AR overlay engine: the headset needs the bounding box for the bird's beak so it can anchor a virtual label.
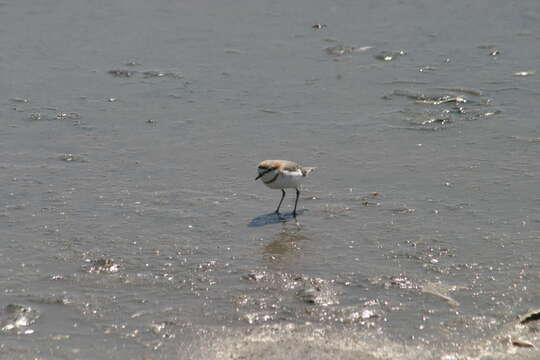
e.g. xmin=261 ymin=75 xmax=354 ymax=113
xmin=255 ymin=168 xmax=272 ymax=180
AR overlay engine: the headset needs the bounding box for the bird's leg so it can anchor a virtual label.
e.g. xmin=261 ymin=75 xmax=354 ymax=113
xmin=275 ymin=189 xmax=286 ymax=215
xmin=293 ymin=188 xmax=300 ymax=218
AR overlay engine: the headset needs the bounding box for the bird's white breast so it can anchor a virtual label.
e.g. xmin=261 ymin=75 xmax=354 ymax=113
xmin=260 ymin=169 xmax=304 ymax=189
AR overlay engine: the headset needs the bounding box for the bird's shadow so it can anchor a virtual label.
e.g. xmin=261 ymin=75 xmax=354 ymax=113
xmin=248 ymin=210 xmax=307 ymax=227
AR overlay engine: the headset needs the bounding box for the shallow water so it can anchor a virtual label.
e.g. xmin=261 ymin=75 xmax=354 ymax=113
xmin=1 ymin=0 xmax=540 ymax=358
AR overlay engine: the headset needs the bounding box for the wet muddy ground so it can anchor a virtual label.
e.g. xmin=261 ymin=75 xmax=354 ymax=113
xmin=1 ymin=0 xmax=540 ymax=358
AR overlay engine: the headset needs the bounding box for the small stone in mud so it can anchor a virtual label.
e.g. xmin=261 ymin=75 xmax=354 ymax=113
xmin=312 ymin=24 xmax=326 ymax=29
xmin=107 ymin=98 xmax=117 ymax=102
xmin=146 ymin=119 xmax=158 ymax=124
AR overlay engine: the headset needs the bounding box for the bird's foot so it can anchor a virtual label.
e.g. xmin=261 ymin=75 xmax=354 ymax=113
xmin=274 ymin=211 xmax=287 ymax=221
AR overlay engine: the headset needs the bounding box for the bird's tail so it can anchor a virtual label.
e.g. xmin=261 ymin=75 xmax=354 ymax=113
xmin=301 ymin=167 xmax=316 ymax=176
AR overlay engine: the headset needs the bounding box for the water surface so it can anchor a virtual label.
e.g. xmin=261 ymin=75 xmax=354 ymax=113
xmin=1 ymin=0 xmax=540 ymax=358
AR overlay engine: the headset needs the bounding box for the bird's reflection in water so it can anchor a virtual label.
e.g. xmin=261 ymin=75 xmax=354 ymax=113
xmin=263 ymin=227 xmax=308 ymax=262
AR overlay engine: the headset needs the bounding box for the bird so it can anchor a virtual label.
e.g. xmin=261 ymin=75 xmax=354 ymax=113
xmin=255 ymin=160 xmax=316 ymax=218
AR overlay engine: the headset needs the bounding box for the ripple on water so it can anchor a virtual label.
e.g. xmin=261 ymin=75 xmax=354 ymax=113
xmin=107 ymin=69 xmax=183 ymax=79
xmin=381 ymin=88 xmax=500 ymax=131
xmin=374 ymin=50 xmax=407 ymax=61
